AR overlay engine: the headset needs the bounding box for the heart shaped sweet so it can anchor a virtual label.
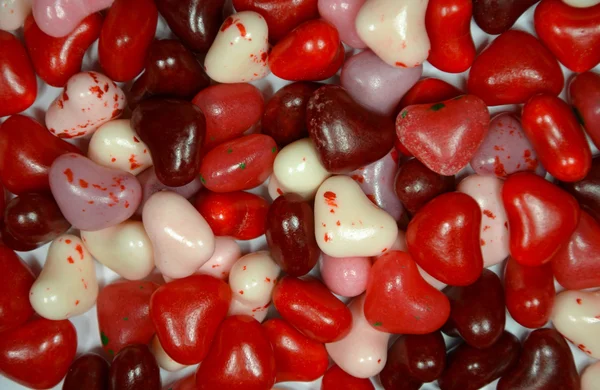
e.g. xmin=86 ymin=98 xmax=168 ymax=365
xmin=29 ymin=235 xmax=98 ymax=320
xmin=467 ymin=30 xmax=563 ymax=106
xmin=502 ymin=172 xmax=580 ymax=266
xmin=321 ymin=365 xmax=375 ymax=390
xmin=535 ymin=0 xmax=600 ymax=72
xmin=569 ymin=72 xmax=600 ymax=150
xmin=0 ymin=31 xmax=37 ymax=117
xmin=63 ymin=353 xmax=110 ymax=390
xmin=552 ymin=290 xmax=600 ymax=358
xmin=314 ymin=175 xmax=398 ymax=257
xmin=397 ymin=95 xmax=489 ymax=175
xmin=320 ymin=254 xmax=371 ymax=297
xmin=49 ymin=153 xmax=142 ymax=231
xmin=45 ymin=71 xmax=126 ymax=139
xmin=109 ymin=345 xmax=160 ymax=390
xmin=0 ymin=0 xmax=31 ymax=31
xmin=0 ymin=246 xmax=35 ymax=333
xmin=32 ymin=0 xmax=113 ymax=37
xmin=228 ymin=251 xmax=280 ymax=309
xmin=0 ymin=318 xmax=77 ymax=389
xmin=132 ymin=99 xmax=205 ymax=187
xmin=306 ymin=85 xmax=396 ymax=173
xmin=472 ymin=0 xmax=539 ymax=34
xmin=204 ymin=11 xmax=270 ymax=83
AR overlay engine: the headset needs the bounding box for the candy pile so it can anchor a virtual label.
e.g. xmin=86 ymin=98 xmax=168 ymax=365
xmin=0 ymin=0 xmax=599 ymax=389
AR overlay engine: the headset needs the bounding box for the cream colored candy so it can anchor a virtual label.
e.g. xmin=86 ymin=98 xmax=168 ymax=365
xmin=150 ymin=335 xmax=188 ymax=372
xmin=81 ymin=220 xmax=154 ymax=280
xmin=267 ymin=174 xmax=284 ymax=201
xmin=229 ymin=251 xmax=280 ymax=306
xmin=227 ymin=296 xmax=270 ymax=323
xmin=563 ymin=0 xmax=600 ymax=7
xmin=0 ymin=0 xmax=31 ymax=30
xmin=29 ymin=235 xmax=98 ymax=320
xmin=582 ymin=361 xmax=600 ymax=390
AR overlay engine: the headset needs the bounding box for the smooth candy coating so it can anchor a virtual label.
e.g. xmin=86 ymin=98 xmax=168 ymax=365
xmin=0 ymin=246 xmax=35 ymax=333
xmin=109 ymin=345 xmax=160 ymax=390
xmin=341 ymin=50 xmax=422 ymax=116
xmin=81 ymin=220 xmax=154 ymax=280
xmin=196 ymin=236 xmax=242 ymax=280
xmin=470 ymin=112 xmax=545 ymax=177
xmin=63 ymin=353 xmax=110 ymax=390
xmin=582 ymin=361 xmax=600 ymax=390
xmin=0 ymin=31 xmax=37 ymax=117
xmin=472 ymin=0 xmax=539 ymax=35
xmin=398 ymin=77 xmax=462 ymax=111
xmin=320 ymin=254 xmax=371 ymax=297
xmin=204 ymin=11 xmax=270 ymax=83
xmin=551 ymin=290 xmax=600 ymax=358
xmin=564 ymin=0 xmax=600 ymax=5
xmin=314 ymin=175 xmax=398 ymax=257
xmin=143 ymin=191 xmax=215 ymax=279
xmin=32 ymin=0 xmax=113 ymax=37
xmin=559 ymin=156 xmax=600 ymax=222
xmin=227 ymin=295 xmax=270 ymax=322
xmin=326 ymin=295 xmax=390 ymax=378
xmin=267 ymin=174 xmax=285 ymax=200
xmin=49 ymin=153 xmax=141 ymax=231
xmin=29 ymin=234 xmax=98 ymax=320
xmin=151 ymin=335 xmax=188 ymax=372
xmin=0 ymin=0 xmax=31 ymax=30
xmin=88 ymin=119 xmax=153 ymax=175
xmin=46 ymin=71 xmax=126 ymax=139
xmin=322 ymin=365 xmax=375 ymax=390
xmin=318 ymin=0 xmax=366 ymax=48
xmin=229 ymin=251 xmax=280 ymax=307
xmin=457 ymin=175 xmax=509 ymax=267
xmin=165 ymin=375 xmax=196 ymax=390
xmin=570 ymin=72 xmax=600 ymax=150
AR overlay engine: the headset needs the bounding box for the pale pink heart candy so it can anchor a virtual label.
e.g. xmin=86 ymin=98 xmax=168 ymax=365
xmin=150 ymin=335 xmax=188 ymax=372
xmin=320 ymin=254 xmax=371 ymax=297
xmin=326 ymin=294 xmax=390 ymax=378
xmin=227 ymin=297 xmax=269 ymax=323
xmin=318 ymin=0 xmax=367 ymax=49
xmin=0 ymin=0 xmax=32 ymax=31
xmin=582 ymin=361 xmax=600 ymax=390
xmin=32 ymin=0 xmax=114 ymax=37
xmin=143 ymin=191 xmax=215 ymax=280
xmin=46 ymin=71 xmax=126 ymax=139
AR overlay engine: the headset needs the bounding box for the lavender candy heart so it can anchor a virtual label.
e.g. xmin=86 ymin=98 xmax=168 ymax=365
xmin=134 ymin=167 xmax=202 ymax=216
xmin=345 ymin=148 xmax=404 ymax=221
xmin=340 ymin=50 xmax=422 ymax=116
xmin=49 ymin=153 xmax=142 ymax=231
xmin=470 ymin=112 xmax=546 ymax=178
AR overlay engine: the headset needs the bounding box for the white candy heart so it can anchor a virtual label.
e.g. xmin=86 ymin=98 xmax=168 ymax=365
xmin=150 ymin=335 xmax=188 ymax=372
xmin=315 ymin=175 xmax=398 ymax=257
xmin=229 ymin=251 xmax=280 ymax=306
xmin=551 ymin=289 xmax=600 ymax=359
xmin=267 ymin=174 xmax=284 ymax=201
xmin=143 ymin=191 xmax=215 ymax=279
xmin=29 ymin=234 xmax=98 ymax=320
xmin=0 ymin=0 xmax=31 ymax=31
xmin=563 ymin=0 xmax=600 ymax=7
xmin=204 ymin=11 xmax=270 ymax=83
xmin=273 ymin=138 xmax=331 ymax=200
xmin=582 ymin=361 xmax=600 ymax=390
xmin=81 ymin=220 xmax=154 ymax=280
xmin=326 ymin=294 xmax=390 ymax=378
xmin=355 ymin=0 xmax=430 ymax=68
xmin=88 ymin=119 xmax=153 ymax=175
xmin=227 ymin=296 xmax=269 ymax=323
xmin=458 ymin=174 xmax=509 ymax=267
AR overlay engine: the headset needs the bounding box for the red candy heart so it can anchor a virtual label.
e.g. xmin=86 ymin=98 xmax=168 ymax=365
xmin=150 ymin=274 xmax=231 ymax=365
xmin=321 ymin=365 xmax=374 ymax=390
xmin=502 ymin=172 xmax=580 ymax=267
xmin=535 ymin=0 xmax=600 ymax=73
xmin=396 ymin=95 xmax=489 ymax=176
xmin=0 ymin=245 xmax=34 ymax=333
xmin=0 ymin=318 xmax=77 ymax=389
xmin=0 ymin=31 xmax=37 ymax=117
xmin=467 ymin=30 xmax=563 ymax=106
xmin=365 ymin=251 xmax=450 ymax=334
xmin=569 ymin=71 xmax=600 ymax=150
xmin=406 ymin=192 xmax=484 ymax=286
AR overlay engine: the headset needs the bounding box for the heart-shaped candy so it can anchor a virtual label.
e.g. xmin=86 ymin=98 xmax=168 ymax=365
xmin=32 ymin=0 xmax=113 ymax=37
xmin=552 ymin=290 xmax=600 ymax=359
xmin=0 ymin=31 xmax=37 ymax=117
xmin=229 ymin=251 xmax=280 ymax=308
xmin=0 ymin=0 xmax=31 ymax=30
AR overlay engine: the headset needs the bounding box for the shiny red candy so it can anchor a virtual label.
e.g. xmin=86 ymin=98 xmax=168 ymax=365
xmin=569 ymin=71 xmax=600 ymax=150
xmin=0 ymin=31 xmax=37 ymax=117
xmin=0 ymin=246 xmax=35 ymax=333
xmin=321 ymin=365 xmax=374 ymax=390
xmin=397 ymin=78 xmax=463 ymax=111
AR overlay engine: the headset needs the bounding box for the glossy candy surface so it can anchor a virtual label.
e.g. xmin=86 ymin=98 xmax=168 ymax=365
xmin=32 ymin=0 xmax=113 ymax=37
xmin=560 ymin=156 xmax=600 ymax=222
xmin=63 ymin=353 xmax=110 ymax=390
xmin=570 ymin=72 xmax=600 ymax=150
xmin=320 ymin=254 xmax=371 ymax=297
xmin=229 ymin=252 xmax=280 ymax=311
xmin=109 ymin=344 xmax=161 ymax=390
xmin=397 ymin=78 xmax=462 ymax=111
xmin=0 ymin=0 xmax=32 ymax=31
xmin=318 ymin=0 xmax=366 ymax=48
xmin=0 ymin=246 xmax=35 ymax=333
xmin=0 ymin=31 xmax=37 ymax=117
xmin=472 ymin=0 xmax=539 ymax=34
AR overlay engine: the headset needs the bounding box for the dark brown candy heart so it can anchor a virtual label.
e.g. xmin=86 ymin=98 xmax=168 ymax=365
xmin=109 ymin=344 xmax=160 ymax=390
xmin=472 ymin=0 xmax=540 ymax=35
xmin=63 ymin=353 xmax=110 ymax=390
xmin=560 ymin=155 xmax=600 ymax=223
xmin=131 ymin=99 xmax=206 ymax=187
xmin=306 ymin=85 xmax=396 ymax=173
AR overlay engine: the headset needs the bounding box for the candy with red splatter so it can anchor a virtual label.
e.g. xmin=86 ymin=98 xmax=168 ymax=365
xmin=0 ymin=0 xmax=32 ymax=31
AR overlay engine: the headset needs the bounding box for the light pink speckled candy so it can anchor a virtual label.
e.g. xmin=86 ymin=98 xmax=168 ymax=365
xmin=346 ymin=148 xmax=404 ymax=221
xmin=326 ymin=294 xmax=390 ymax=378
xmin=49 ymin=153 xmax=142 ymax=231
xmin=458 ymin=175 xmax=509 ymax=268
xmin=470 ymin=112 xmax=545 ymax=178
xmin=143 ymin=191 xmax=215 ymax=280
xmin=341 ymin=50 xmax=422 ymax=116
xmin=582 ymin=361 xmax=600 ymax=390
xmin=46 ymin=71 xmax=126 ymax=139
xmin=32 ymin=0 xmax=113 ymax=37
xmin=318 ymin=0 xmax=366 ymax=49
xmin=320 ymin=254 xmax=371 ymax=297
xmin=0 ymin=0 xmax=32 ymax=31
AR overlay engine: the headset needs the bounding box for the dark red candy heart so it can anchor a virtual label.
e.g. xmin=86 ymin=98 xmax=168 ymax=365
xmin=194 ymin=190 xmax=269 ymax=240
xmin=129 ymin=39 xmax=210 ymax=108
xmin=472 ymin=0 xmax=539 ymax=35
xmin=502 ymin=172 xmax=580 ymax=266
xmin=0 ymin=31 xmax=37 ymax=117
xmin=560 ymin=156 xmax=600 ymax=222
xmin=98 ymin=0 xmax=158 ymax=82
xmin=306 ymin=85 xmax=396 ymax=173
xmin=497 ymin=329 xmax=580 ymax=390
xmin=321 ymin=365 xmax=374 ymax=390
xmin=24 ymin=13 xmax=103 ymax=87
xmin=467 ymin=30 xmax=563 ymax=106
xmin=504 ymin=256 xmax=555 ymax=329
xmin=0 ymin=318 xmax=77 ymax=389
xmin=379 ymin=331 xmax=446 ymax=390
xmin=150 ymin=274 xmax=231 ymax=365
xmin=97 ymin=280 xmax=159 ymax=358
xmin=397 ymin=78 xmax=463 ymax=111
xmin=442 ymin=269 xmax=505 ymax=349
xmin=196 ymin=315 xmax=276 ymax=390
xmin=232 ymin=0 xmax=319 ymax=42
xmin=406 ymin=192 xmax=484 ymax=286
xmin=438 ymin=331 xmax=521 ymax=390
xmin=272 ymin=276 xmax=352 ymax=343
xmin=269 ymin=20 xmax=344 ymax=81
xmin=63 ymin=353 xmax=110 ymax=390
xmin=262 ymin=318 xmax=328 ymax=383
xmin=521 ymin=94 xmax=591 ymax=182
xmin=364 ymin=251 xmax=451 ymax=334
xmin=109 ymin=344 xmax=160 ymax=390
xmin=569 ymin=71 xmax=600 ymax=150
xmin=534 ymin=0 xmax=600 ymax=72
xmin=0 ymin=245 xmax=35 ymax=333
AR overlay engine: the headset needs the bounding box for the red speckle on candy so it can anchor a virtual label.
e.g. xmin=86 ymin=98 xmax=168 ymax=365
xmin=63 ymin=169 xmax=74 ymax=183
xmin=129 ymin=154 xmax=142 ymax=170
xmin=89 ymin=86 xmax=104 ymax=98
xmin=236 ymin=23 xmax=247 ymax=37
xmin=221 ymin=17 xmax=234 ymax=31
xmin=238 ymin=290 xmax=244 ymax=295
xmin=93 ymin=184 xmax=108 ymax=191
xmin=108 ymin=192 xmax=119 ymax=204
xmin=62 ymin=90 xmax=69 ymax=101
xmin=504 ymin=221 xmax=509 ymax=229
xmin=395 ymin=62 xmax=407 ymax=67
xmin=103 ymin=83 xmax=109 ymax=92
xmin=381 ymin=248 xmax=387 ymax=253
xmin=493 ymin=145 xmax=505 ymax=151
xmin=243 ymin=266 xmax=247 ymax=271
xmin=65 ymin=239 xmax=71 ymax=244
xmin=351 ymin=174 xmax=364 ymax=183
xmin=113 ymin=94 xmax=119 ymax=102
xmin=75 ymin=245 xmax=84 ymax=259
xmin=111 ymin=109 xmax=123 ymax=118
xmin=79 ymin=179 xmax=88 ymax=188
xmin=324 ymin=191 xmax=337 ymax=207
xmin=577 ymin=298 xmax=582 ymax=304
xmin=480 ymin=239 xmax=486 ymax=246
xmin=276 ymin=188 xmax=283 ymax=196
xmin=367 ymin=194 xmax=377 ymax=204
xmin=90 ymin=73 xmax=99 ymax=83
xmin=88 ymin=201 xmax=94 ymax=204
xmin=261 ymin=52 xmax=268 ymax=62
xmin=133 ymin=136 xmax=140 ymax=143
xmin=212 ymin=264 xmax=219 ymax=268
xmin=124 ymin=201 xmax=130 ymax=209
xmin=377 ymin=359 xmax=381 ymax=364
xmin=265 ymin=277 xmax=271 ymax=283
xmin=329 ymin=209 xmax=335 ymax=214
xmin=336 ymin=220 xmax=341 ymax=226
xmin=483 ymin=210 xmax=496 ymax=219
xmin=324 ymin=233 xmax=332 ymax=242
xmin=111 ymin=157 xmax=116 ymax=162
xmin=57 ymin=100 xmax=64 ymax=109
xmin=483 ymin=225 xmax=491 ymax=231
xmin=494 ymin=156 xmax=507 ymax=176
xmin=75 ymin=300 xmax=80 ymax=306
xmin=67 ymin=256 xmax=74 ymax=264
xmin=82 ymin=279 xmax=88 ymax=289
